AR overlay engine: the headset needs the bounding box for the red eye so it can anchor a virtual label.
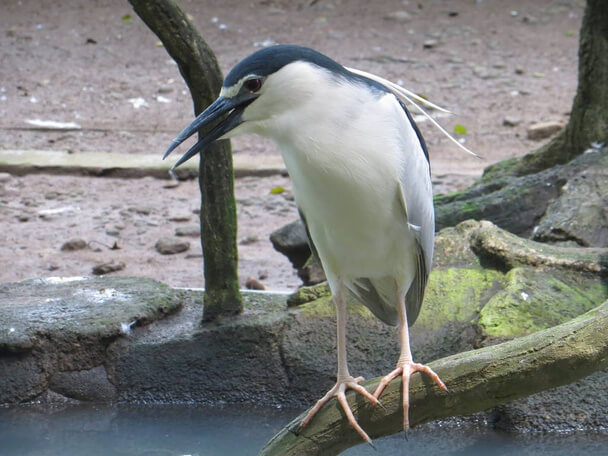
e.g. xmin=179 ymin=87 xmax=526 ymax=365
xmin=244 ymin=78 xmax=262 ymax=93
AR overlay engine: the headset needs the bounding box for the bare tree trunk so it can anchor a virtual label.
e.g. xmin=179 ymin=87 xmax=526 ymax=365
xmin=128 ymin=0 xmax=242 ymax=321
xmin=486 ymin=0 xmax=608 ymax=178
xmin=260 ymin=300 xmax=608 ymax=456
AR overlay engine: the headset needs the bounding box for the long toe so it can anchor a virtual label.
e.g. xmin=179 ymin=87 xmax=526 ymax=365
xmin=299 ymin=377 xmax=376 ymax=444
xmin=374 ymin=361 xmax=447 ymax=431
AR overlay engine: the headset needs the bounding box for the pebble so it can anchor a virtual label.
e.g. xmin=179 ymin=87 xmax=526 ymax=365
xmin=175 ymin=225 xmax=201 ymax=237
xmin=105 ymin=227 xmax=120 ymax=236
xmin=92 ymin=260 xmax=126 ymax=275
xmin=16 ymin=212 xmax=32 ymax=222
xmin=128 ymin=205 xmax=153 ymax=215
xmin=155 ymin=237 xmax=190 ymax=254
xmin=168 ymin=212 xmax=191 ymax=222
xmin=239 ymin=235 xmax=259 ymax=245
xmin=527 ymin=121 xmax=564 ymax=140
xmin=245 ymin=277 xmax=266 ymax=290
xmin=423 ymin=39 xmax=439 ymax=49
xmin=60 ymin=238 xmax=87 ymax=251
xmin=503 ymin=116 xmax=522 ymax=127
xmin=0 ymin=173 xmax=13 ymax=183
xmin=383 ymin=11 xmax=411 ymax=22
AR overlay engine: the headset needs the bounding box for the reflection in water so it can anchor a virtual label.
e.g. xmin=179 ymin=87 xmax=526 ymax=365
xmin=0 ymin=404 xmax=607 ymax=456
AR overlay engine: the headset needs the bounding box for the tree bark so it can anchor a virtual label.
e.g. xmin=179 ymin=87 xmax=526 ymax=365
xmin=128 ymin=0 xmax=242 ymax=321
xmin=259 ymin=300 xmax=608 ymax=456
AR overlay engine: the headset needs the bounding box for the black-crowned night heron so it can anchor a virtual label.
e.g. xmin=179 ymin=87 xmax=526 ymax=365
xmin=164 ymin=44 xmax=451 ymax=444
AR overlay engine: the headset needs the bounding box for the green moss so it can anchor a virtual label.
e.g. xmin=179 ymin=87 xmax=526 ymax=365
xmin=287 ymin=283 xmax=331 ymax=307
xmin=478 ymin=268 xmax=608 ymax=338
xmin=297 ymin=295 xmax=375 ymax=319
xmin=416 ymin=268 xmax=505 ymax=331
xmin=479 ymin=156 xmax=521 ymax=181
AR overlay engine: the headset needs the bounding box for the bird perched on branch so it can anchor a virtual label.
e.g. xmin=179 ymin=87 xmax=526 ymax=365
xmin=164 ymin=44 xmax=474 ymax=443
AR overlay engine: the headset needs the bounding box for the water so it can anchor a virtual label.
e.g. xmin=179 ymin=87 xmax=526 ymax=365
xmin=0 ymin=404 xmax=606 ymax=456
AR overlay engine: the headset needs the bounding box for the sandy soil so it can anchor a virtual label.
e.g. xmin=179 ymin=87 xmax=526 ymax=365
xmin=0 ymin=0 xmax=583 ymax=290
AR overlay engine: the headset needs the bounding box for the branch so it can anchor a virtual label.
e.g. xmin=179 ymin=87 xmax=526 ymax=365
xmin=259 ymin=300 xmax=608 ymax=456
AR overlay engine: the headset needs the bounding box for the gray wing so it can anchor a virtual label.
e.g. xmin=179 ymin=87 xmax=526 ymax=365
xmin=348 ymin=99 xmax=434 ymax=327
xmin=397 ymin=99 xmax=434 ymax=326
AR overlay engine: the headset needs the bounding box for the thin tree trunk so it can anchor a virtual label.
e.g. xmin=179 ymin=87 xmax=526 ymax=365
xmin=260 ymin=300 xmax=608 ymax=455
xmin=486 ymin=0 xmax=608 ymax=178
xmin=128 ymin=0 xmax=242 ymax=321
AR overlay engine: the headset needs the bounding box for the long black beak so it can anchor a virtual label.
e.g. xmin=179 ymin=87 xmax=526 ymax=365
xmin=163 ymin=95 xmax=252 ymax=169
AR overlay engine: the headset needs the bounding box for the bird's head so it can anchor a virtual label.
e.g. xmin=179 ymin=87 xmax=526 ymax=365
xmin=163 ymin=45 xmax=358 ymax=168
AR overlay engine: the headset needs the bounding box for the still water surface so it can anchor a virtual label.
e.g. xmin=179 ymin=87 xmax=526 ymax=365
xmin=1 ymin=404 xmax=606 ymax=456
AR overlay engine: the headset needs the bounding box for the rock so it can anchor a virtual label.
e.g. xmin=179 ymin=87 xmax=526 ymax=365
xmin=478 ymin=268 xmax=603 ymax=338
xmin=49 ymin=365 xmax=117 ymax=401
xmin=0 ymin=276 xmax=182 ymax=404
xmin=239 ymin=235 xmax=259 ymax=245
xmin=269 ymin=219 xmax=310 ymax=268
xmin=105 ymin=226 xmax=120 ymax=236
xmin=533 ymin=164 xmax=608 ymax=247
xmin=502 ymin=116 xmax=521 ymax=127
xmin=155 ymin=237 xmax=190 ymax=254
xmin=0 ymin=172 xmax=13 ymax=183
xmin=297 ymin=255 xmax=326 ymax=286
xmin=128 ymin=205 xmax=153 ymax=215
xmin=168 ymin=212 xmax=191 ymax=222
xmin=92 ymin=260 xmax=126 ymax=275
xmin=434 ymin=147 xmax=607 ymax=236
xmin=383 ymin=10 xmax=411 ymax=22
xmin=245 ymin=277 xmax=266 ymax=290
xmin=0 ymin=246 xmax=606 ymax=432
xmin=423 ymin=39 xmax=439 ymax=49
xmin=526 ymin=121 xmax=564 ymax=140
xmin=16 ymin=211 xmax=32 ymax=222
xmin=175 ymin=224 xmax=201 ymax=237
xmin=60 ymin=238 xmax=87 ymax=251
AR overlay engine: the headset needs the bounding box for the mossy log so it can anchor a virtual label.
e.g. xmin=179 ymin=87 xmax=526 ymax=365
xmin=259 ymin=300 xmax=608 ymax=456
xmin=128 ymin=0 xmax=242 ymax=320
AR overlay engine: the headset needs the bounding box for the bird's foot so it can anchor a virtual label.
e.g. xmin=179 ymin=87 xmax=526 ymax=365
xmin=373 ymin=361 xmax=447 ymax=430
xmin=300 ymin=376 xmax=380 ymax=444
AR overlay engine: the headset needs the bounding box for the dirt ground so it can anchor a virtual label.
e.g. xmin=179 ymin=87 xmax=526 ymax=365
xmin=0 ymin=0 xmax=583 ymax=291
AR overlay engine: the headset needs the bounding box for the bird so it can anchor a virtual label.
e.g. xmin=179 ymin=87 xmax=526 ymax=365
xmin=163 ymin=44 xmax=449 ymax=444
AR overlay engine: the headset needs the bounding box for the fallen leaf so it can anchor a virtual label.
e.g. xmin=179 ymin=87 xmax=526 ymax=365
xmin=454 ymin=124 xmax=467 ymax=135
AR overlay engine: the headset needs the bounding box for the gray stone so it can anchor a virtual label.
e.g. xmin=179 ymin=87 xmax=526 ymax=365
xmin=383 ymin=10 xmax=411 ymax=22
xmin=175 ymin=224 xmax=201 ymax=237
xmin=533 ymin=164 xmax=608 ymax=247
xmin=502 ymin=116 xmax=521 ymax=127
xmin=526 ymin=121 xmax=564 ymax=140
xmin=128 ymin=205 xmax=153 ymax=215
xmin=60 ymin=237 xmax=87 ymax=251
xmin=0 ymin=276 xmax=183 ymax=404
xmin=0 ymin=172 xmax=13 ymax=183
xmin=49 ymin=365 xmax=117 ymax=402
xmin=269 ymin=219 xmax=311 ymax=268
xmin=92 ymin=260 xmax=126 ymax=275
xmin=155 ymin=237 xmax=190 ymax=254
xmin=0 ymin=262 xmax=606 ymax=432
xmin=168 ymin=212 xmax=191 ymax=222
xmin=434 ymin=147 xmax=607 ymax=236
xmin=239 ymin=235 xmax=259 ymax=245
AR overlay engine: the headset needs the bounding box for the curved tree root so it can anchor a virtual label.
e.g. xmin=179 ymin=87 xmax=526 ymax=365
xmin=260 ymin=300 xmax=608 ymax=456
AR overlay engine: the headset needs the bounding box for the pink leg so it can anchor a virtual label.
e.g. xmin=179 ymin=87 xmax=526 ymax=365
xmin=300 ymin=283 xmax=380 ymax=444
xmin=373 ymin=289 xmax=447 ymax=429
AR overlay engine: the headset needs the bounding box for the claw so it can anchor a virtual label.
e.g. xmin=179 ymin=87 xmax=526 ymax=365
xmin=300 ymin=377 xmax=376 ymax=444
xmin=374 ymin=361 xmax=446 ymax=430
